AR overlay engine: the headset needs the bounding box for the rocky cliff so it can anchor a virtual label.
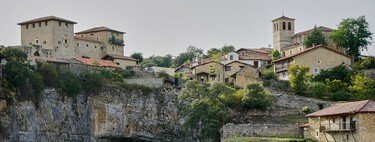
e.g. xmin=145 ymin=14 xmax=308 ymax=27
xmin=0 ymin=86 xmax=187 ymax=142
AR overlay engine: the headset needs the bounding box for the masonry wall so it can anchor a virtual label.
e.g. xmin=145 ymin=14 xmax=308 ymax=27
xmin=234 ymin=66 xmax=260 ymax=88
xmin=74 ymin=39 xmax=104 ymax=59
xmin=358 ymin=113 xmax=375 ymax=142
xmin=75 ymin=31 xmax=124 ymax=56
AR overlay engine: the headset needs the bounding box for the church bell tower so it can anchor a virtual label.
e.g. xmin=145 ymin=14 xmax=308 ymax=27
xmin=272 ymin=15 xmax=295 ymax=52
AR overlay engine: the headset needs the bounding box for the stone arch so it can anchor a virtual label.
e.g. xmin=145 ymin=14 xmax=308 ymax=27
xmin=282 ymin=22 xmax=286 ymax=30
xmin=288 ymin=22 xmax=292 ymax=30
xmin=281 ymin=51 xmax=285 ymax=57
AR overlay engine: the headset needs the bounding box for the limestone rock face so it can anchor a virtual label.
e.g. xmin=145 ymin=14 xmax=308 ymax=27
xmin=0 ymin=87 xmax=186 ymax=142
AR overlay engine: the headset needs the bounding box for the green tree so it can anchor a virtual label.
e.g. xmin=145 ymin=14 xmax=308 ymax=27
xmin=220 ymin=45 xmax=235 ymax=55
xmin=312 ymin=82 xmax=327 ymax=99
xmin=57 ymin=71 xmax=82 ymax=97
xmin=330 ymin=16 xmax=373 ymax=60
xmin=272 ymin=50 xmax=281 ymax=61
xmin=206 ymin=48 xmax=221 ymax=58
xmin=80 ymin=70 xmax=104 ymax=94
xmin=173 ymin=46 xmax=204 ymax=67
xmin=349 ymin=74 xmax=375 ymax=100
xmin=2 ymin=48 xmax=31 ymax=89
xmin=38 ymin=63 xmax=58 ymax=87
xmin=303 ymin=26 xmax=327 ymax=48
xmin=313 ymin=64 xmax=352 ymax=82
xmin=288 ymin=65 xmax=312 ymax=95
xmin=353 ymin=57 xmax=375 ymax=70
xmin=242 ymin=83 xmax=271 ymax=110
xmin=130 ymin=52 xmax=143 ymax=64
xmin=140 ymin=55 xmax=173 ymax=67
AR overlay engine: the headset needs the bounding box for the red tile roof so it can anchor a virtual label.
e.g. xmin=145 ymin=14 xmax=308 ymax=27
xmin=74 ymin=57 xmax=120 ymax=68
xmin=236 ymin=48 xmax=272 ymax=54
xmin=74 ymin=36 xmax=102 ymax=43
xmin=18 ymin=16 xmax=77 ymax=25
xmin=306 ymin=100 xmax=375 ymax=117
xmin=75 ymin=26 xmax=125 ymax=34
xmin=105 ymin=54 xmax=137 ymax=61
xmin=273 ymin=45 xmax=351 ymax=63
xmin=292 ymin=26 xmax=333 ymax=38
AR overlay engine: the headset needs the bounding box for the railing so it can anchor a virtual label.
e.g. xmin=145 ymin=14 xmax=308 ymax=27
xmin=323 ymin=122 xmax=356 ymax=132
xmin=108 ymin=38 xmax=125 ymax=46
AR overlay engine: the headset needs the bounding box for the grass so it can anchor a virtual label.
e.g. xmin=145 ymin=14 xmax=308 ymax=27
xmin=225 ymin=136 xmax=305 ymax=142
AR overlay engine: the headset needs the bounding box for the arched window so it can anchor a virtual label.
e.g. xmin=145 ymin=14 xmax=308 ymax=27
xmin=282 ymin=51 xmax=285 ymax=57
xmin=282 ymin=22 xmax=286 ymax=30
xmin=288 ymin=22 xmax=292 ymax=30
xmin=34 ymin=51 xmax=40 ymax=56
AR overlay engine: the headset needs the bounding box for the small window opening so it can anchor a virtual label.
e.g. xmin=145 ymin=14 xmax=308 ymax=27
xmin=77 ymin=43 xmax=80 ymax=46
xmin=32 ymin=23 xmax=35 ymax=28
xmin=26 ymin=25 xmax=29 ymax=29
xmin=45 ymin=22 xmax=48 ymax=26
xmin=36 ymin=40 xmax=39 ymax=44
xmin=38 ymin=23 xmax=41 ymax=27
xmin=43 ymin=41 xmax=46 ymax=44
xmin=65 ymin=23 xmax=68 ymax=27
xmin=34 ymin=51 xmax=40 ymax=56
xmin=64 ymin=39 xmax=68 ymax=44
xmin=282 ymin=22 xmax=286 ymax=30
xmin=86 ymin=44 xmax=89 ymax=47
xmin=288 ymin=22 xmax=291 ymax=30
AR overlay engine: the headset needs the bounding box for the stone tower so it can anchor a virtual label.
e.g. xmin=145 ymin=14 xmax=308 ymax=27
xmin=272 ymin=15 xmax=295 ymax=52
xmin=18 ymin=16 xmax=77 ymax=59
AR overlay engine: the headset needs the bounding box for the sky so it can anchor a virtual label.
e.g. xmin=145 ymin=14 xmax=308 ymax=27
xmin=0 ymin=0 xmax=374 ymax=57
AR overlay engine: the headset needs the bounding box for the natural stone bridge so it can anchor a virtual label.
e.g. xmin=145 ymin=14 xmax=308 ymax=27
xmin=0 ymin=87 xmax=189 ymax=142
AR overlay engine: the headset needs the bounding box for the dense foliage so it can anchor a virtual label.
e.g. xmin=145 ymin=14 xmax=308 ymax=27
xmin=288 ymin=65 xmax=311 ymax=95
xmin=272 ymin=50 xmax=281 ymax=61
xmin=179 ymin=81 xmax=271 ymax=140
xmin=353 ymin=57 xmax=375 ymax=70
xmin=330 ymin=16 xmax=373 ymax=60
xmin=303 ymin=26 xmax=327 ymax=48
xmin=140 ymin=54 xmax=173 ymax=67
xmin=313 ymin=64 xmax=352 ymax=82
xmin=130 ymin=52 xmax=143 ymax=64
xmin=206 ymin=45 xmax=235 ymax=58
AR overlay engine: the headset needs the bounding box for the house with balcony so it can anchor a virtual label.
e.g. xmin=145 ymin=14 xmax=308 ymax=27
xmin=304 ymin=100 xmax=375 ymax=142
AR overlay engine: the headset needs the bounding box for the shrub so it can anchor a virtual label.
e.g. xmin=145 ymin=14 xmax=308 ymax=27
xmin=242 ymin=83 xmax=271 ymax=110
xmin=275 ymin=80 xmax=290 ymax=91
xmin=38 ymin=63 xmax=58 ymax=87
xmin=288 ymin=65 xmax=312 ymax=95
xmin=57 ymin=71 xmax=82 ymax=97
xmin=353 ymin=57 xmax=375 ymax=70
xmin=80 ymin=70 xmax=104 ymax=94
xmin=313 ymin=64 xmax=351 ymax=82
xmin=331 ymin=90 xmax=351 ymax=101
xmin=262 ymin=69 xmax=277 ymax=80
xmin=117 ymin=83 xmax=155 ymax=93
xmin=302 ymin=106 xmax=311 ymax=114
xmin=30 ymin=73 xmax=45 ymax=100
xmin=262 ymin=80 xmax=271 ymax=87
xmin=312 ymin=82 xmax=327 ymax=99
xmin=325 ymin=79 xmax=348 ymax=93
xmin=349 ymin=74 xmax=375 ymax=100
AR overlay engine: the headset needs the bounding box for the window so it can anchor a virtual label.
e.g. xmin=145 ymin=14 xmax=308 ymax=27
xmin=65 ymin=23 xmax=68 ymax=27
xmin=211 ymin=76 xmax=216 ymax=80
xmin=59 ymin=22 xmax=61 ymax=26
xmin=239 ymin=66 xmax=244 ymax=69
xmin=95 ymin=46 xmax=97 ymax=49
xmin=112 ymin=46 xmax=115 ymax=50
xmin=314 ymin=68 xmax=319 ymax=73
xmin=86 ymin=44 xmax=89 ymax=47
xmin=38 ymin=23 xmax=41 ymax=27
xmin=36 ymin=40 xmax=39 ymax=44
xmin=43 ymin=41 xmax=46 ymax=44
xmin=274 ymin=24 xmax=276 ymax=31
xmin=342 ymin=116 xmax=347 ymax=129
xmin=45 ymin=22 xmax=48 ymax=26
xmin=289 ymin=51 xmax=292 ymax=55
xmin=64 ymin=39 xmax=68 ymax=44
xmin=282 ymin=22 xmax=286 ymax=30
xmin=276 ymin=23 xmax=279 ymax=30
xmin=229 ymin=55 xmax=234 ymax=60
xmin=225 ymin=78 xmax=229 ymax=83
xmin=77 ymin=43 xmax=80 ymax=46
xmin=288 ymin=22 xmax=291 ymax=30
xmin=317 ymin=60 xmax=321 ymax=64
xmin=254 ymin=61 xmax=259 ymax=68
xmin=32 ymin=23 xmax=35 ymax=28
xmin=90 ymin=33 xmax=94 ymax=36
xmin=101 ymin=47 xmax=104 ymax=50
xmin=26 ymin=25 xmax=29 ymax=29
xmin=332 ymin=118 xmax=336 ymax=123
xmin=96 ymin=37 xmax=99 ymax=39
xmin=225 ymin=66 xmax=231 ymax=71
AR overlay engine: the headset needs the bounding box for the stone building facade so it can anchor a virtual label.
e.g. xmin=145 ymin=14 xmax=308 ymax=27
xmin=305 ymin=100 xmax=375 ymax=142
xmin=17 ymin=16 xmax=136 ymax=69
xmin=271 ymin=15 xmax=351 ymax=80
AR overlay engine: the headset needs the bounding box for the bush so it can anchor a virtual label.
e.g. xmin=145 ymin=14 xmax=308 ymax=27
xmin=312 ymin=82 xmax=327 ymax=99
xmin=262 ymin=80 xmax=271 ymax=87
xmin=117 ymin=83 xmax=155 ymax=93
xmin=57 ymin=71 xmax=82 ymax=97
xmin=331 ymin=90 xmax=351 ymax=101
xmin=325 ymin=79 xmax=348 ymax=93
xmin=242 ymin=83 xmax=271 ymax=110
xmin=313 ymin=64 xmax=352 ymax=82
xmin=30 ymin=72 xmax=45 ymax=99
xmin=353 ymin=57 xmax=375 ymax=70
xmin=302 ymin=106 xmax=311 ymax=114
xmin=262 ymin=69 xmax=277 ymax=80
xmin=80 ymin=70 xmax=104 ymax=94
xmin=349 ymin=74 xmax=375 ymax=100
xmin=288 ymin=65 xmax=312 ymax=95
xmin=275 ymin=80 xmax=290 ymax=91
xmin=38 ymin=63 xmax=58 ymax=87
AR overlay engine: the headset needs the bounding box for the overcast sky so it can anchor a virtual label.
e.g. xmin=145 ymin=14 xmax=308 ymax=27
xmin=0 ymin=0 xmax=374 ymax=57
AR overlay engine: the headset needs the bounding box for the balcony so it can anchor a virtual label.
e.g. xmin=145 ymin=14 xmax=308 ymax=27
xmin=322 ymin=122 xmax=356 ymax=132
xmin=108 ymin=38 xmax=125 ymax=46
xmin=275 ymin=63 xmax=290 ymax=72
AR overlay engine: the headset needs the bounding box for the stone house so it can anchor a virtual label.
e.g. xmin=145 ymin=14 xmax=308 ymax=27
xmin=271 ymin=15 xmax=351 ymax=80
xmin=304 ymin=100 xmax=375 ymax=142
xmin=273 ymin=45 xmax=351 ymax=80
xmin=17 ymin=16 xmax=136 ymax=69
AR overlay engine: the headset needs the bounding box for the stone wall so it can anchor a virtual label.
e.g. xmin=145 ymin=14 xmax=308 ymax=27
xmin=123 ymin=78 xmax=164 ymax=88
xmin=272 ymin=93 xmax=332 ymax=112
xmin=221 ymin=123 xmax=302 ymax=140
xmin=0 ymin=86 xmax=188 ymax=142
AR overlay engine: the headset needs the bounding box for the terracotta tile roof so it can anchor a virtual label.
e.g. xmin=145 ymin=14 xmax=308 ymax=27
xmin=236 ymin=48 xmax=272 ymax=54
xmin=74 ymin=57 xmax=120 ymax=68
xmin=292 ymin=26 xmax=333 ymax=38
xmin=74 ymin=36 xmax=102 ymax=43
xmin=105 ymin=54 xmax=137 ymax=61
xmin=18 ymin=16 xmax=77 ymax=25
xmin=272 ymin=15 xmax=295 ymax=22
xmin=273 ymin=45 xmax=351 ymax=63
xmin=75 ymin=26 xmax=125 ymax=34
xmin=236 ymin=48 xmax=272 ymax=61
xmin=307 ymin=100 xmax=375 ymax=117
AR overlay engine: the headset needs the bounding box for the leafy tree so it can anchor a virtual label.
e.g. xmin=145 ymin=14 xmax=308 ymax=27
xmin=140 ymin=55 xmax=173 ymax=67
xmin=220 ymin=45 xmax=235 ymax=55
xmin=80 ymin=70 xmax=104 ymax=93
xmin=242 ymin=83 xmax=271 ymax=110
xmin=30 ymin=72 xmax=45 ymax=105
xmin=130 ymin=52 xmax=143 ymax=64
xmin=57 ymin=71 xmax=82 ymax=97
xmin=349 ymin=74 xmax=375 ymax=100
xmin=330 ymin=16 xmax=373 ymax=60
xmin=2 ymin=48 xmax=31 ymax=89
xmin=206 ymin=48 xmax=221 ymax=58
xmin=262 ymin=69 xmax=277 ymax=80
xmin=303 ymin=26 xmax=327 ymax=48
xmin=272 ymin=50 xmax=281 ymax=60
xmin=288 ymin=65 xmax=312 ymax=95
xmin=331 ymin=90 xmax=351 ymax=101
xmin=173 ymin=46 xmax=204 ymax=67
xmin=313 ymin=64 xmax=352 ymax=82
xmin=205 ymin=45 xmax=235 ymax=58
xmin=312 ymin=82 xmax=327 ymax=99
xmin=353 ymin=57 xmax=375 ymax=70
xmin=38 ymin=63 xmax=58 ymax=87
